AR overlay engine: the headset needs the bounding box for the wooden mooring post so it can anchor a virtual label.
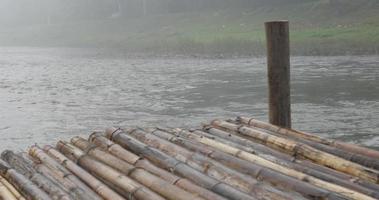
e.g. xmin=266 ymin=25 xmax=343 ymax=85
xmin=265 ymin=21 xmax=291 ymax=128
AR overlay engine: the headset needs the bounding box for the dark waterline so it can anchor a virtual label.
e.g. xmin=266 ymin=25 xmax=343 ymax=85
xmin=0 ymin=47 xmax=378 ymax=151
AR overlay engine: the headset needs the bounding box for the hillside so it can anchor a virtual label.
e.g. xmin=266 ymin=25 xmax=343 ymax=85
xmin=0 ymin=0 xmax=378 ymax=56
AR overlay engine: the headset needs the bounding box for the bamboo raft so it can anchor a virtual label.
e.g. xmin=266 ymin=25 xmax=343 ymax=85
xmin=0 ymin=116 xmax=379 ymax=200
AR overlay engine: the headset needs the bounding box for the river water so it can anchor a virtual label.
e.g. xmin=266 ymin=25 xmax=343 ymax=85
xmin=0 ymin=47 xmax=378 ymax=151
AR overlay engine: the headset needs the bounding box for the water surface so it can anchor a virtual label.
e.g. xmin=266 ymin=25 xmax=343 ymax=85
xmin=0 ymin=47 xmax=378 ymax=151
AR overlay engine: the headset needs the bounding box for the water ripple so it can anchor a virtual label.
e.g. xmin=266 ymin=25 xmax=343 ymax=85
xmin=0 ymin=48 xmax=378 ymax=151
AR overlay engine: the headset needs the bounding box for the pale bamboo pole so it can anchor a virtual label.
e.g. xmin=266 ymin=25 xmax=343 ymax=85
xmin=0 ymin=176 xmax=17 ymax=200
xmin=28 ymin=146 xmax=101 ymax=200
xmin=237 ymin=117 xmax=379 ymax=170
xmin=153 ymin=128 xmax=379 ymax=199
xmin=124 ymin=128 xmax=299 ymax=200
xmin=71 ymin=136 xmax=205 ymax=200
xmin=199 ymin=127 xmax=379 ymax=198
xmin=33 ymin=163 xmax=91 ymax=200
xmin=56 ymin=141 xmax=166 ymax=200
xmin=90 ymin=132 xmax=140 ymax=164
xmin=212 ymin=120 xmax=379 ymax=184
xmin=43 ymin=145 xmax=125 ymax=200
xmin=0 ymin=175 xmax=24 ymax=200
xmin=172 ymin=128 xmax=377 ymax=200
xmin=149 ymin=129 xmax=341 ymax=199
xmin=238 ymin=116 xmax=379 ymax=160
xmin=201 ymin=127 xmax=379 ymax=194
xmin=89 ymin=133 xmax=227 ymax=200
xmin=1 ymin=151 xmax=71 ymax=200
xmin=0 ymin=159 xmax=51 ymax=200
xmin=202 ymin=126 xmax=349 ymax=179
xmin=89 ymin=172 xmax=131 ymax=198
xmin=37 ymin=147 xmax=129 ymax=200
xmin=105 ymin=128 xmax=256 ymax=200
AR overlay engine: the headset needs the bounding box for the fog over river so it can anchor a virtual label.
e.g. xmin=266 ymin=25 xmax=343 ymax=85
xmin=0 ymin=47 xmax=378 ymax=151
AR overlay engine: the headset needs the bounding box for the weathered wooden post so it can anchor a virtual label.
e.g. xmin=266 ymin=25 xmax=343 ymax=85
xmin=265 ymin=21 xmax=291 ymax=128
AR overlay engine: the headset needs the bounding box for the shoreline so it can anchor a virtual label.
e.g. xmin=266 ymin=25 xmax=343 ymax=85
xmin=0 ymin=45 xmax=378 ymax=59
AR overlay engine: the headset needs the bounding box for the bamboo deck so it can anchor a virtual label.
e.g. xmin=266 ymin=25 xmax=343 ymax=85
xmin=1 ymin=116 xmax=379 ymax=200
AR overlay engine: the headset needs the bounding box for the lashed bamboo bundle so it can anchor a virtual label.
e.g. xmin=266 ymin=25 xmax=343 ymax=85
xmin=105 ymin=128 xmax=257 ymax=200
xmin=171 ymin=128 xmax=376 ymax=200
xmin=89 ymin=133 xmax=227 ymax=200
xmin=1 ymin=151 xmax=71 ymax=200
xmin=200 ymin=128 xmax=379 ymax=193
xmin=29 ymin=146 xmax=100 ymax=200
xmin=236 ymin=117 xmax=379 ymax=170
xmin=43 ymin=146 xmax=125 ymax=200
xmin=150 ymin=128 xmax=379 ymax=199
xmin=0 ymin=175 xmax=24 ymax=200
xmin=32 ymin=163 xmax=89 ymax=200
xmin=200 ymin=127 xmax=379 ymax=198
xmin=56 ymin=141 xmax=166 ymax=200
xmin=211 ymin=120 xmax=379 ymax=184
xmin=0 ymin=159 xmax=51 ymax=200
xmin=124 ymin=128 xmax=304 ymax=200
xmin=1 ymin=116 xmax=378 ymax=200
xmin=202 ymin=126 xmax=355 ymax=179
xmin=71 ymin=136 xmax=205 ymax=200
xmin=237 ymin=116 xmax=379 ymax=160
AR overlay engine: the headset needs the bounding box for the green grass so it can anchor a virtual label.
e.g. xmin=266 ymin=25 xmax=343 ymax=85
xmin=1 ymin=1 xmax=379 ymax=56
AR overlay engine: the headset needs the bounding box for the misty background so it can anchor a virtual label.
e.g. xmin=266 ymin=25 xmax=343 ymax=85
xmin=0 ymin=1 xmax=378 ymax=151
xmin=0 ymin=0 xmax=378 ymax=56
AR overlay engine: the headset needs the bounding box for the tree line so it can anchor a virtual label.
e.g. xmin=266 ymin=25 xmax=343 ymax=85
xmin=0 ymin=0 xmax=346 ymax=27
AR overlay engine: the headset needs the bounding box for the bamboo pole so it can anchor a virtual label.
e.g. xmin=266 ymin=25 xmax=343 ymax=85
xmin=149 ymin=129 xmax=349 ymax=200
xmin=182 ymin=128 xmax=378 ymax=194
xmin=28 ymin=146 xmax=100 ymax=200
xmin=43 ymin=145 xmax=125 ymax=200
xmin=56 ymin=141 xmax=166 ymax=200
xmin=71 ymin=136 xmax=204 ymax=200
xmin=1 ymin=151 xmax=71 ymax=200
xmin=238 ymin=116 xmax=379 ymax=160
xmin=0 ymin=175 xmax=24 ymax=200
xmin=90 ymin=132 xmax=141 ymax=164
xmin=34 ymin=163 xmax=91 ymax=200
xmin=237 ymin=116 xmax=379 ymax=169
xmin=49 ymin=142 xmax=138 ymax=199
xmin=201 ymin=127 xmax=379 ymax=198
xmin=89 ymin=171 xmax=132 ymax=198
xmin=125 ymin=128 xmax=300 ymax=200
xmin=172 ymin=129 xmax=377 ymax=200
xmin=212 ymin=120 xmax=379 ymax=184
xmin=203 ymin=126 xmax=379 ymax=191
xmin=0 ymin=176 xmax=17 ymax=200
xmin=157 ymin=130 xmax=379 ymax=198
xmin=203 ymin=126 xmax=342 ymax=175
xmin=202 ymin=126 xmax=295 ymax=160
xmin=105 ymin=128 xmax=257 ymax=200
xmin=201 ymin=127 xmax=355 ymax=181
xmin=89 ymin=133 xmax=227 ymax=200
xmin=0 ymin=159 xmax=51 ymax=200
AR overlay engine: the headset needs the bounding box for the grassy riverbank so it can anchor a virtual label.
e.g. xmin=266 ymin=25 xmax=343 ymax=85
xmin=1 ymin=1 xmax=378 ymax=56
